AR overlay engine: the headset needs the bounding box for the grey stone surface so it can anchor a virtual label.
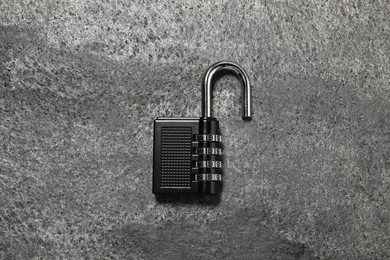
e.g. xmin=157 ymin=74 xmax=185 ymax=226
xmin=1 ymin=0 xmax=389 ymax=259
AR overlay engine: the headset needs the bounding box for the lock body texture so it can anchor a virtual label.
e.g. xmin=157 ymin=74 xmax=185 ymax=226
xmin=152 ymin=61 xmax=251 ymax=196
xmin=153 ymin=117 xmax=222 ymax=194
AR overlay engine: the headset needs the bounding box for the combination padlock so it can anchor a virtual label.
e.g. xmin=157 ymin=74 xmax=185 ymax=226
xmin=153 ymin=61 xmax=251 ymax=195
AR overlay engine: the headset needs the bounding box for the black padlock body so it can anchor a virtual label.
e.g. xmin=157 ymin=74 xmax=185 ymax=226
xmin=153 ymin=117 xmax=222 ymax=195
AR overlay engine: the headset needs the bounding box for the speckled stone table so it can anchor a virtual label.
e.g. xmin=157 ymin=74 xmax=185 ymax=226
xmin=1 ymin=1 xmax=390 ymax=259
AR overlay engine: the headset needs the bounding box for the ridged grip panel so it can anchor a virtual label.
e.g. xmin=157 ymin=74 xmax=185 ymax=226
xmin=160 ymin=127 xmax=192 ymax=187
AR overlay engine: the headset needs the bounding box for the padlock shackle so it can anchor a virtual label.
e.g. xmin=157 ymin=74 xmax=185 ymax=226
xmin=201 ymin=61 xmax=251 ymax=119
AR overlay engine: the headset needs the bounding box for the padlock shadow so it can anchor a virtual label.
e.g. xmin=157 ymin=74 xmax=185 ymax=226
xmin=154 ymin=193 xmax=222 ymax=205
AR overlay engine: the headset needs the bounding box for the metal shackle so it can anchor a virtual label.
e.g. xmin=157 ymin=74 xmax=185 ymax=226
xmin=201 ymin=61 xmax=252 ymax=119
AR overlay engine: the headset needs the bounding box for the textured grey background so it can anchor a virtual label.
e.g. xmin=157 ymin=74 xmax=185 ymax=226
xmin=1 ymin=0 xmax=390 ymax=259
